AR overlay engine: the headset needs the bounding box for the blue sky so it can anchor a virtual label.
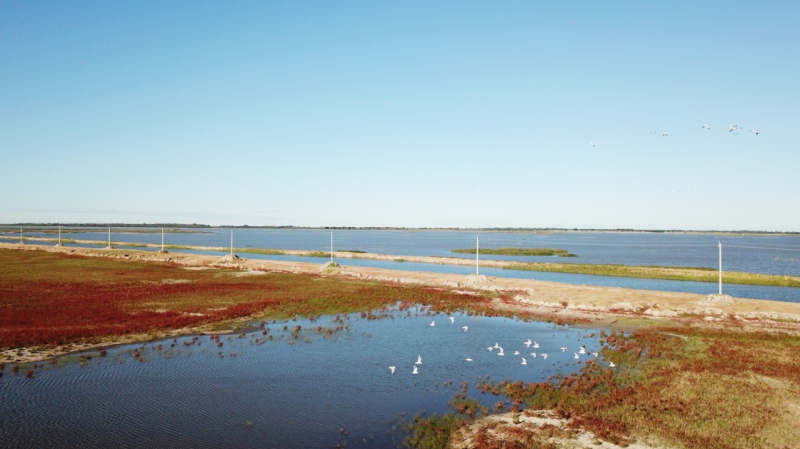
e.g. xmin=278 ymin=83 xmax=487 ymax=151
xmin=2 ymin=1 xmax=798 ymax=230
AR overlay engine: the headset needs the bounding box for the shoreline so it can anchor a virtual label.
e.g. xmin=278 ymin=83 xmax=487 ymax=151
xmin=3 ymin=242 xmax=800 ymax=364
xmin=5 ymin=236 xmax=800 ymax=288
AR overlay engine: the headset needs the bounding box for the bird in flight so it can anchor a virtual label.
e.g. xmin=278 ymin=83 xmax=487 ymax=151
xmin=590 ymin=141 xmax=595 ymax=147
xmin=751 ymin=129 xmax=760 ymax=135
xmin=728 ymin=123 xmax=740 ymax=133
xmin=702 ymin=124 xmax=711 ymax=129
xmin=415 ymin=355 xmax=422 ymax=365
xmin=389 ymin=366 xmax=396 ymax=374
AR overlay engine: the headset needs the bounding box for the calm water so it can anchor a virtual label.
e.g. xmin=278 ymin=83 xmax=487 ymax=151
xmin=7 ymin=228 xmax=799 ymax=302
xmin=0 ymin=309 xmax=602 ymax=448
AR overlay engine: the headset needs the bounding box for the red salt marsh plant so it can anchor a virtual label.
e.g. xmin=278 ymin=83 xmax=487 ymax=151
xmin=0 ymin=248 xmax=496 ymax=349
xmin=462 ymin=326 xmax=800 ymax=449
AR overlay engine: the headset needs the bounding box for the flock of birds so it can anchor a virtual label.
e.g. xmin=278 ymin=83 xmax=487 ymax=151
xmin=387 ymin=316 xmax=615 ymax=376
xmin=590 ymin=122 xmax=761 ymax=148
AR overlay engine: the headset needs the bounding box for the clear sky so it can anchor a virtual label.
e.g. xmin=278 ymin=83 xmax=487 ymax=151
xmin=2 ymin=1 xmax=798 ymax=230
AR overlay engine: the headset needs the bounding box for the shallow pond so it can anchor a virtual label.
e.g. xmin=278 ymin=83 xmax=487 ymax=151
xmin=0 ymin=308 xmax=605 ymax=448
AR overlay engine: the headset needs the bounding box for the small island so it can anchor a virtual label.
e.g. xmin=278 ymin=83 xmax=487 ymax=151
xmin=452 ymin=247 xmax=577 ymax=257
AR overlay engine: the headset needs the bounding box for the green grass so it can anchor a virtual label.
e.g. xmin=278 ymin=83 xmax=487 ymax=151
xmin=339 ymin=249 xmax=367 ymax=253
xmin=234 ymin=248 xmax=285 ymax=255
xmin=453 ymin=247 xmax=577 ymax=257
xmin=163 ymin=244 xmax=193 ymax=250
xmin=301 ymin=251 xmax=332 ymax=258
xmin=504 ymin=262 xmax=800 ymax=287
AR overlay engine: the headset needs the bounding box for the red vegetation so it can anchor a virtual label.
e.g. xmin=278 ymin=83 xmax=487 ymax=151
xmin=0 ymin=248 xmax=495 ymax=348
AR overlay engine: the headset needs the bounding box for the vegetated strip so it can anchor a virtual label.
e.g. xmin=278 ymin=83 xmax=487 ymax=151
xmin=505 ymin=261 xmax=800 ymax=288
xmin=404 ymin=326 xmax=800 ymax=448
xmin=1 ymin=248 xmax=559 ymax=349
xmin=453 ymin=247 xmax=577 ymax=257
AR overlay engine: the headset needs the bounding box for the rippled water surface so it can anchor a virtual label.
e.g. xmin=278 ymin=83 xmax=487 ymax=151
xmin=0 ymin=309 xmax=603 ymax=448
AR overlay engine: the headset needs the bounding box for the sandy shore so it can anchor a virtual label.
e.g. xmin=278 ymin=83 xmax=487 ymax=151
xmin=4 ymin=242 xmax=800 ymax=364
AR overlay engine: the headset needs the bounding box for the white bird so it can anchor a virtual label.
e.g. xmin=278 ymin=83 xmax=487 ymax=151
xmin=462 ymin=326 xmax=468 ymax=332
xmin=609 ymin=361 xmax=616 ymax=368
xmin=524 ymin=339 xmax=532 ymax=348
xmin=513 ymin=350 xmax=520 ymax=356
xmin=541 ymin=353 xmax=548 ymax=359
xmin=389 ymin=366 xmax=396 ymax=374
xmin=412 ymin=366 xmax=418 ymax=374
xmin=728 ymin=123 xmax=740 ymax=132
xmin=521 ymin=358 xmax=527 ymax=365
xmin=465 ymin=358 xmax=473 ymax=362
xmin=574 ymin=353 xmax=580 ymax=359
xmin=415 ymin=355 xmax=422 ymax=365
xmin=493 ymin=342 xmax=501 ymax=349
xmin=592 ymin=352 xmax=599 ymax=358
xmin=449 ymin=317 xmax=455 ymax=324
xmin=579 ymin=347 xmax=586 ymax=354
xmin=702 ymin=124 xmax=711 ymax=129
xmin=560 ymin=347 xmax=567 ymax=352
xmin=487 ymin=347 xmax=494 ymax=352
xmin=430 ymin=320 xmax=435 ymax=327
xmin=751 ymin=129 xmax=760 ymax=135
xmin=533 ymin=341 xmax=539 ymax=348
xmin=662 ymin=132 xmax=669 ymax=137
xmin=530 ymin=353 xmax=537 ymax=358
xmin=590 ymin=141 xmax=595 ymax=147
xmin=497 ymin=348 xmax=505 ymax=356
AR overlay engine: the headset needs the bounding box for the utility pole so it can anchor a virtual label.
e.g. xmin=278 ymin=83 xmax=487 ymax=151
xmin=718 ymin=241 xmax=722 ymax=295
xmin=476 ymin=236 xmax=480 ymax=275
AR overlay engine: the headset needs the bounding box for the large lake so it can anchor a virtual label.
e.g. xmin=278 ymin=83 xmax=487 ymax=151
xmin=0 ymin=308 xmax=604 ymax=448
xmin=7 ymin=228 xmax=800 ymax=302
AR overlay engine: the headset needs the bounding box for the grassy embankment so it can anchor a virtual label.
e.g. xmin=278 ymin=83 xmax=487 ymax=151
xmin=506 ymin=261 xmax=800 ymax=288
xmin=453 ymin=248 xmax=577 ymax=257
xmin=405 ymin=326 xmax=800 ymax=448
